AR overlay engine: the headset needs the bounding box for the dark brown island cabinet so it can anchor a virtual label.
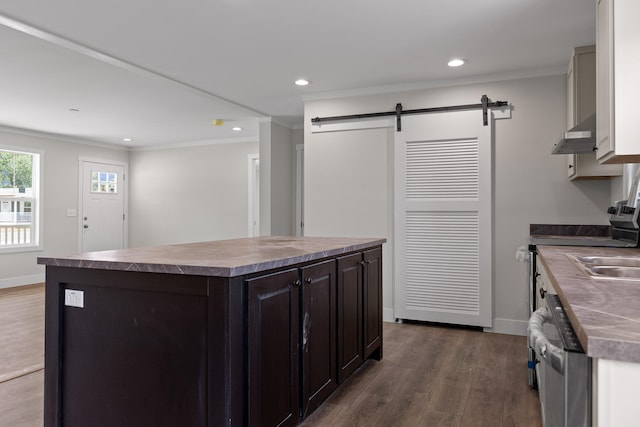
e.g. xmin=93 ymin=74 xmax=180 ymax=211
xmin=38 ymin=236 xmax=385 ymax=427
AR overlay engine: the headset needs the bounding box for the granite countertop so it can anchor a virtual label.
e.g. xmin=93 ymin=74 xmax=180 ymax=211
xmin=528 ymin=223 xmax=635 ymax=247
xmin=37 ymin=236 xmax=386 ymax=278
xmin=536 ymin=245 xmax=640 ymax=363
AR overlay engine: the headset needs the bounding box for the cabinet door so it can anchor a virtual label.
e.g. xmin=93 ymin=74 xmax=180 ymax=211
xmin=567 ymin=45 xmax=621 ymax=179
xmin=566 ymin=52 xmax=577 ymax=178
xmin=336 ymin=253 xmax=364 ymax=383
xmin=572 ymin=153 xmax=621 ymax=180
xmin=300 ymin=260 xmax=337 ymax=418
xmin=567 ymin=155 xmax=577 ymax=179
xmin=596 ymin=0 xmax=613 ymax=161
xmin=363 ymin=247 xmax=383 ymax=359
xmin=247 ymin=268 xmax=300 ymax=427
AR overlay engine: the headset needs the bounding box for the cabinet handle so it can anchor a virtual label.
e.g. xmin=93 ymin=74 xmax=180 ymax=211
xmin=539 ymin=288 xmax=547 ymax=299
xmin=568 ymin=164 xmax=573 ymax=169
xmin=304 ymin=278 xmax=312 ymax=284
xmin=359 ymin=260 xmax=366 ymax=266
xmin=292 ymin=280 xmax=301 ymax=287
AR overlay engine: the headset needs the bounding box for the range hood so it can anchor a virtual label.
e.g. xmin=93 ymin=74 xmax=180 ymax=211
xmin=551 ymin=113 xmax=596 ymax=154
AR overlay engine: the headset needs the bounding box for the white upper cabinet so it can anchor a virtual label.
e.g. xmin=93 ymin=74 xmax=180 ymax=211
xmin=567 ymin=45 xmax=621 ymax=179
xmin=596 ymin=0 xmax=640 ymax=164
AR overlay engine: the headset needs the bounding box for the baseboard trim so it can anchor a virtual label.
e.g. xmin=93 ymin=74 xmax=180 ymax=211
xmin=383 ymin=311 xmax=528 ymax=336
xmin=484 ymin=318 xmax=528 ymax=336
xmin=0 ymin=274 xmax=45 ymax=290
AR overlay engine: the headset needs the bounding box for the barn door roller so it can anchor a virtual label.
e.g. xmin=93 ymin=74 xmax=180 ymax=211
xmin=310 ymin=95 xmax=509 ymax=131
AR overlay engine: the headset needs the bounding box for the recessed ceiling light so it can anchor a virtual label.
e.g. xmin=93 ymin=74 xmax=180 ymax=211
xmin=448 ymin=59 xmax=465 ymax=67
xmin=232 ymin=126 xmax=242 ymax=131
xmin=294 ymin=79 xmax=310 ymax=86
xmin=122 ymin=138 xmax=132 ymax=142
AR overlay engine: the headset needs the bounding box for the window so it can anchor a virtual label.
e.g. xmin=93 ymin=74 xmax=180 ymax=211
xmin=91 ymin=171 xmax=118 ymax=193
xmin=0 ymin=148 xmax=41 ymax=251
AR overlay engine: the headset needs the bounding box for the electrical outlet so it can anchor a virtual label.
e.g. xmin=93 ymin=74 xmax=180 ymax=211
xmin=67 ymin=209 xmax=77 ymax=217
xmin=64 ymin=289 xmax=84 ymax=308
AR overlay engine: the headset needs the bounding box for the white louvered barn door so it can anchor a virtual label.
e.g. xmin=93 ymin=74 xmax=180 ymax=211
xmin=394 ymin=111 xmax=492 ymax=327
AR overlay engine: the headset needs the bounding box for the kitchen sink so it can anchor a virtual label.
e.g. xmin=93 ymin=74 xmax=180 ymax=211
xmin=588 ymin=266 xmax=640 ymax=279
xmin=574 ymin=255 xmax=640 ymax=267
xmin=566 ymin=254 xmax=640 ymax=281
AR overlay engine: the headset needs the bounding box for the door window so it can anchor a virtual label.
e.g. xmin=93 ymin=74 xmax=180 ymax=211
xmin=91 ymin=171 xmax=118 ymax=194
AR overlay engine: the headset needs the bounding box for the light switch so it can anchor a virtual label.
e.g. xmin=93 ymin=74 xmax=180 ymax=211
xmin=64 ymin=289 xmax=84 ymax=308
xmin=67 ymin=209 xmax=77 ymax=217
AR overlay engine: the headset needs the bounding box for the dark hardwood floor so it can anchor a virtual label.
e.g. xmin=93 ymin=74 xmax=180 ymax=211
xmin=301 ymin=322 xmax=542 ymax=427
xmin=0 ymin=284 xmax=541 ymax=427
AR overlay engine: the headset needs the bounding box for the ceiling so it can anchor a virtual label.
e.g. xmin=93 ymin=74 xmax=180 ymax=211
xmin=0 ymin=0 xmax=595 ymax=149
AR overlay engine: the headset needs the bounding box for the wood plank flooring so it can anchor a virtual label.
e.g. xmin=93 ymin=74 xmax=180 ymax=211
xmin=301 ymin=322 xmax=542 ymax=427
xmin=0 ymin=284 xmax=45 ymax=382
xmin=0 ymin=284 xmax=45 ymax=427
xmin=0 ymin=284 xmax=541 ymax=427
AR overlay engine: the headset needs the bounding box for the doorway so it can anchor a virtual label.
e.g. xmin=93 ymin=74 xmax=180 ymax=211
xmin=79 ymin=159 xmax=127 ymax=252
xmin=248 ymin=154 xmax=260 ymax=237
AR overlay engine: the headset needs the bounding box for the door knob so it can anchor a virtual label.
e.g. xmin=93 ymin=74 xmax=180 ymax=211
xmin=83 ymin=225 xmax=89 ymax=229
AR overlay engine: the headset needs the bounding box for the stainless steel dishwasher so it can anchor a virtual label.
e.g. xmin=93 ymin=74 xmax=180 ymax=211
xmin=528 ymin=294 xmax=591 ymax=427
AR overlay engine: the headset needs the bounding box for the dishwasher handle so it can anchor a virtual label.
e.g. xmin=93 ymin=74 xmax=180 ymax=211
xmin=528 ymin=306 xmax=564 ymax=374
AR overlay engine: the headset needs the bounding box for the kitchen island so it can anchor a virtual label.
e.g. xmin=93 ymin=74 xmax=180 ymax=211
xmin=38 ymin=236 xmax=386 ymax=427
xmin=536 ymin=245 xmax=640 ymax=427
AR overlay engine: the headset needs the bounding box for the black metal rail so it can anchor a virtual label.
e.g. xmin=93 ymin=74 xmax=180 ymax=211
xmin=310 ymin=95 xmax=509 ymax=131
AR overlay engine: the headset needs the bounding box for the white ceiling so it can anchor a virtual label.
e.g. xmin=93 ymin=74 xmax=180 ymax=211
xmin=0 ymin=0 xmax=595 ymax=148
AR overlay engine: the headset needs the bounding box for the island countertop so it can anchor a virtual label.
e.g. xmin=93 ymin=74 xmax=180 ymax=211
xmin=37 ymin=236 xmax=386 ymax=278
xmin=536 ymin=245 xmax=640 ymax=363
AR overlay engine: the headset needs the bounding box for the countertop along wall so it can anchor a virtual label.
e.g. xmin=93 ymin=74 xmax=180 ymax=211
xmin=304 ymin=74 xmax=613 ymax=334
xmin=0 ymin=129 xmax=129 ymax=288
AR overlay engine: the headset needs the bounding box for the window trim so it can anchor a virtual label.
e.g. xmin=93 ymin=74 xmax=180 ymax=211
xmin=0 ymin=145 xmax=44 ymax=254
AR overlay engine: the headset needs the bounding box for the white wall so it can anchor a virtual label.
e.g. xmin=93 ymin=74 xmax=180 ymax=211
xmin=270 ymin=122 xmax=295 ymax=236
xmin=304 ymin=74 xmax=613 ymax=334
xmin=259 ymin=122 xmax=272 ymax=236
xmin=259 ymin=121 xmax=296 ymax=237
xmin=129 ymin=140 xmax=258 ymax=247
xmin=304 ymin=125 xmax=394 ymax=321
xmin=0 ymin=130 xmax=129 ymax=288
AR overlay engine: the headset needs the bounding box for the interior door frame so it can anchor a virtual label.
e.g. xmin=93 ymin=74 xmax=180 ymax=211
xmin=247 ymin=153 xmax=260 ymax=237
xmin=77 ymin=157 xmax=129 ymax=252
xmin=295 ymin=144 xmax=304 ymax=236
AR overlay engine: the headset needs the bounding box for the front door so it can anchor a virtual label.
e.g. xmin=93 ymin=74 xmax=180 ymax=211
xmin=80 ymin=160 xmax=126 ymax=252
xmin=394 ymin=111 xmax=493 ymax=327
